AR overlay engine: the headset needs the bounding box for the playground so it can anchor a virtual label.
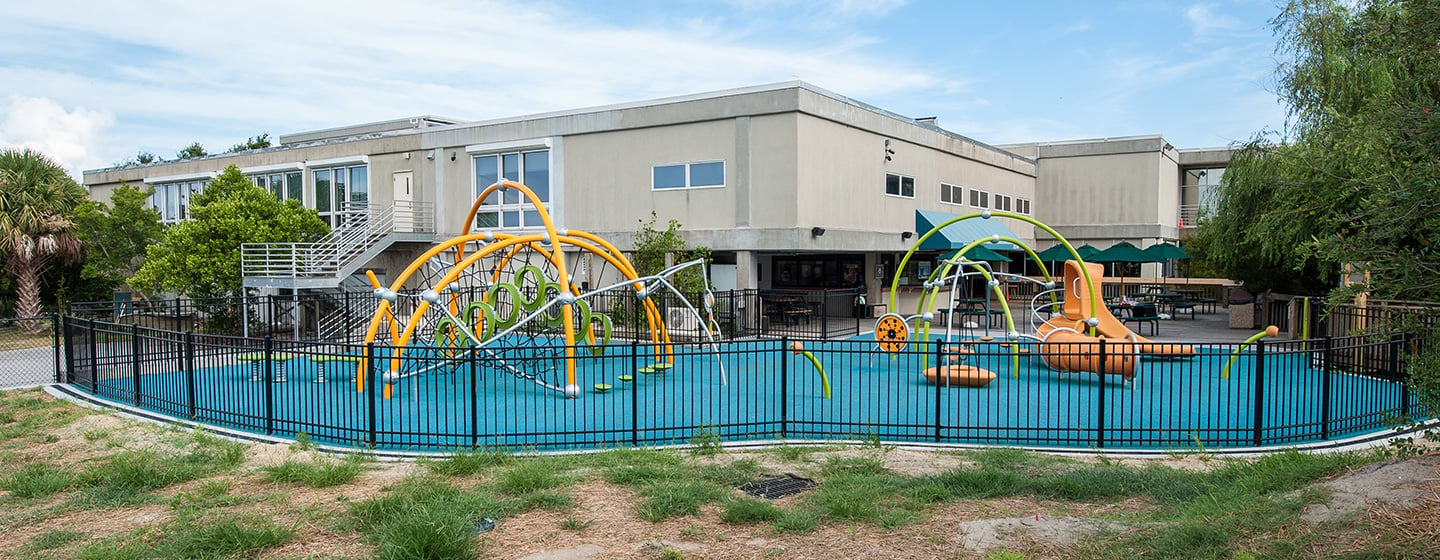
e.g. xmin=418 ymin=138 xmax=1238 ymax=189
xmin=53 ymin=180 xmax=1425 ymax=454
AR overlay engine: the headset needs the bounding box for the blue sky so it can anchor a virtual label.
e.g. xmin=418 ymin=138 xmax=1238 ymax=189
xmin=0 ymin=0 xmax=1288 ymax=180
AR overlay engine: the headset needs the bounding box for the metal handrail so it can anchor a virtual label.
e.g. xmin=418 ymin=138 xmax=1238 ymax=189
xmin=241 ymin=201 xmax=435 ymax=279
xmin=1179 ymin=204 xmax=1202 ymax=228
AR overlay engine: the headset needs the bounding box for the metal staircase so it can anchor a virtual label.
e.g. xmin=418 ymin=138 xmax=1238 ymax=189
xmin=314 ymin=275 xmax=382 ymax=343
xmin=240 ymin=201 xmax=435 ymax=289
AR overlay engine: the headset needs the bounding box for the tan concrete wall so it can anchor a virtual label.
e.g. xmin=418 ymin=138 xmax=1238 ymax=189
xmin=794 ymin=116 xmax=1037 ymax=247
xmin=1037 ymin=150 xmax=1160 ymax=227
xmin=560 ymin=118 xmax=742 ymax=234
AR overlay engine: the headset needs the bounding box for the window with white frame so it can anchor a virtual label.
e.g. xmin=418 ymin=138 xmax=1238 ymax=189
xmin=311 ymin=165 xmax=369 ymax=226
xmin=1017 ymin=198 xmax=1032 ymax=215
xmin=969 ymin=188 xmax=989 ymax=208
xmin=473 ymin=149 xmax=551 ymax=229
xmin=995 ymin=194 xmax=1012 ymax=212
xmin=885 ymin=173 xmax=915 ymax=198
xmin=149 ymin=179 xmax=208 ymax=224
xmin=939 ymin=182 xmax=964 ymax=205
xmin=653 ymin=161 xmax=724 ymax=190
xmin=250 ymin=171 xmax=304 ymax=203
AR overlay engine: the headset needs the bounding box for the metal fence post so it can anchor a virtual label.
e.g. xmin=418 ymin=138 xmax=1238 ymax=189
xmin=131 ymin=324 xmax=142 ymax=406
xmin=52 ymin=314 xmax=62 ymax=384
xmin=185 ymin=331 xmax=197 ymax=419
xmin=469 ymin=346 xmax=479 ymax=448
xmin=62 ymin=315 xmax=75 ymax=385
xmin=367 ymin=342 xmax=378 ymax=448
xmin=344 ymin=291 xmax=354 ymax=344
xmin=1397 ymin=333 xmax=1411 ymax=417
xmin=630 ymin=342 xmax=640 ymax=447
xmin=1253 ymin=338 xmax=1266 ymax=446
xmin=1320 ymin=336 xmax=1332 ymax=440
xmin=263 ymin=335 xmax=275 ymax=436
xmin=780 ymin=336 xmax=789 ymax=439
xmin=728 ymin=290 xmax=736 ymax=338
xmin=934 ymin=338 xmax=943 ymax=443
xmin=820 ymin=296 xmax=828 ymax=340
xmin=1097 ymin=338 xmax=1106 ymax=449
xmin=87 ymin=319 xmax=97 ymax=392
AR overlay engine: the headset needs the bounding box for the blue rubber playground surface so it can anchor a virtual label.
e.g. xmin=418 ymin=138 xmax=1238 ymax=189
xmin=74 ymin=332 xmax=1413 ymax=453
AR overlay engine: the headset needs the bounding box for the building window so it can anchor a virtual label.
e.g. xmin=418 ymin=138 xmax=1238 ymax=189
xmin=969 ymin=188 xmax=989 ymax=208
xmin=995 ymin=194 xmax=1012 ymax=212
xmin=1017 ymin=198 xmax=1032 ymax=215
xmin=250 ymin=171 xmax=304 ymax=203
xmin=652 ymin=161 xmax=724 ymax=190
xmin=473 ymin=149 xmax=551 ymax=229
xmin=772 ymin=254 xmax=865 ymax=289
xmin=885 ymin=173 xmax=915 ymax=198
xmin=939 ymin=182 xmax=964 ymax=205
xmin=150 ymin=179 xmax=208 ymax=224
xmin=310 ymin=165 xmax=368 ymax=227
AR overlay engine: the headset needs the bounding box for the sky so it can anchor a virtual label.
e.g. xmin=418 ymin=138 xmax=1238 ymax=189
xmin=0 ymin=0 xmax=1290 ymax=181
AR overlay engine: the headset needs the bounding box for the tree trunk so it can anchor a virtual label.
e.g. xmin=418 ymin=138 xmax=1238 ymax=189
xmin=13 ymin=258 xmax=45 ymax=333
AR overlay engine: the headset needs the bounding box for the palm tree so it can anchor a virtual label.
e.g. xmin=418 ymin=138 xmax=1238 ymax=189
xmin=0 ymin=148 xmax=86 ymax=322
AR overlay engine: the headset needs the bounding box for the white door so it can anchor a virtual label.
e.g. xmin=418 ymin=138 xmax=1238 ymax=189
xmin=392 ymin=171 xmax=414 ymax=231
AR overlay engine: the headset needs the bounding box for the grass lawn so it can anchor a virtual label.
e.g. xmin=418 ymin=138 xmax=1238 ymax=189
xmin=0 ymin=388 xmax=1435 ymax=559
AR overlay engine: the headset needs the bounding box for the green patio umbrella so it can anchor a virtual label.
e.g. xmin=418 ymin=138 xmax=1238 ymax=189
xmin=1144 ymin=241 xmax=1191 ymax=279
xmin=942 ymin=246 xmax=1011 ymax=263
xmin=1033 ymin=244 xmax=1073 ymax=262
xmin=1143 ymin=241 xmax=1190 ymax=261
xmin=1090 ymin=241 xmax=1165 ymax=283
xmin=1035 ymin=243 xmax=1100 ymax=262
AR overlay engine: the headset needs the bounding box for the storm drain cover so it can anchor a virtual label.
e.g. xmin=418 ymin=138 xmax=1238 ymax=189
xmin=738 ymin=474 xmax=816 ymax=499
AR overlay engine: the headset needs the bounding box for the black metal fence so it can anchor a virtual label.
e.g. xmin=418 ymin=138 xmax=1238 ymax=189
xmin=58 ymin=313 xmax=1425 ymax=453
xmin=0 ymin=316 xmax=61 ymax=389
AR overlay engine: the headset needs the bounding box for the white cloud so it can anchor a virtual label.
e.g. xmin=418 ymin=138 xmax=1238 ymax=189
xmin=1186 ymin=2 xmax=1246 ymax=40
xmin=0 ymin=95 xmax=114 ymax=180
xmin=0 ymin=0 xmax=943 ymax=169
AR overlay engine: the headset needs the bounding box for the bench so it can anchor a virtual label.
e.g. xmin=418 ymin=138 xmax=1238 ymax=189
xmin=1170 ymin=301 xmax=1197 ymax=320
xmin=1120 ymin=316 xmax=1160 ymax=335
xmin=1118 ymin=303 xmax=1160 ymax=336
xmin=1195 ymin=297 xmax=1217 ymax=313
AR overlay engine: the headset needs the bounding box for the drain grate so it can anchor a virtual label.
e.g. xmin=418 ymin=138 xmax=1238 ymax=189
xmin=738 ymin=474 xmax=816 ymax=499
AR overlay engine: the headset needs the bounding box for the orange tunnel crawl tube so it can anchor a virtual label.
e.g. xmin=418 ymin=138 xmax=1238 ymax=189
xmin=1037 ymin=329 xmax=1140 ymax=379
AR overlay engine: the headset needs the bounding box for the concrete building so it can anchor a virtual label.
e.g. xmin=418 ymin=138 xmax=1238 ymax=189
xmin=82 ymin=81 xmax=1231 ymax=316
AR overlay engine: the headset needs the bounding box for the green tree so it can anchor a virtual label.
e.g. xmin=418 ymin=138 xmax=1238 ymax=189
xmin=1202 ymin=0 xmax=1440 ymax=300
xmin=0 ymin=148 xmax=87 ymax=319
xmin=632 ymin=212 xmax=711 ymax=297
xmin=134 ymin=151 xmax=158 ymax=165
xmin=74 ymin=183 xmax=164 ymax=293
xmin=228 ymin=133 xmax=271 ymax=153
xmin=130 ymin=165 xmax=327 ymax=299
xmin=176 ymin=142 xmax=207 ymax=160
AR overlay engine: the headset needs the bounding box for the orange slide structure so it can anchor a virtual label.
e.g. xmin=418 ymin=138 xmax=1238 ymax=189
xmin=1037 ymin=261 xmax=1195 ymax=379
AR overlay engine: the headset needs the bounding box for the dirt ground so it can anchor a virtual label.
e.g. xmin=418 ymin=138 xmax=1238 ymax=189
xmin=5 ymin=393 xmax=1439 ymax=560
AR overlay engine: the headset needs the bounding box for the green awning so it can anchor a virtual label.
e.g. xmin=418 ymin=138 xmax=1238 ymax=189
xmin=915 ymin=210 xmax=1022 ymax=252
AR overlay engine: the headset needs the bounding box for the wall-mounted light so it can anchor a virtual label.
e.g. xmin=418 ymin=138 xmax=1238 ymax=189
xmin=450 ymin=151 xmax=457 ymax=161
xmin=811 ymin=226 xmax=826 ymax=237
xmin=884 ymin=138 xmax=895 ymax=162
xmin=426 ymin=152 xmax=435 ymax=160
xmin=901 ymin=231 xmax=913 ymax=240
